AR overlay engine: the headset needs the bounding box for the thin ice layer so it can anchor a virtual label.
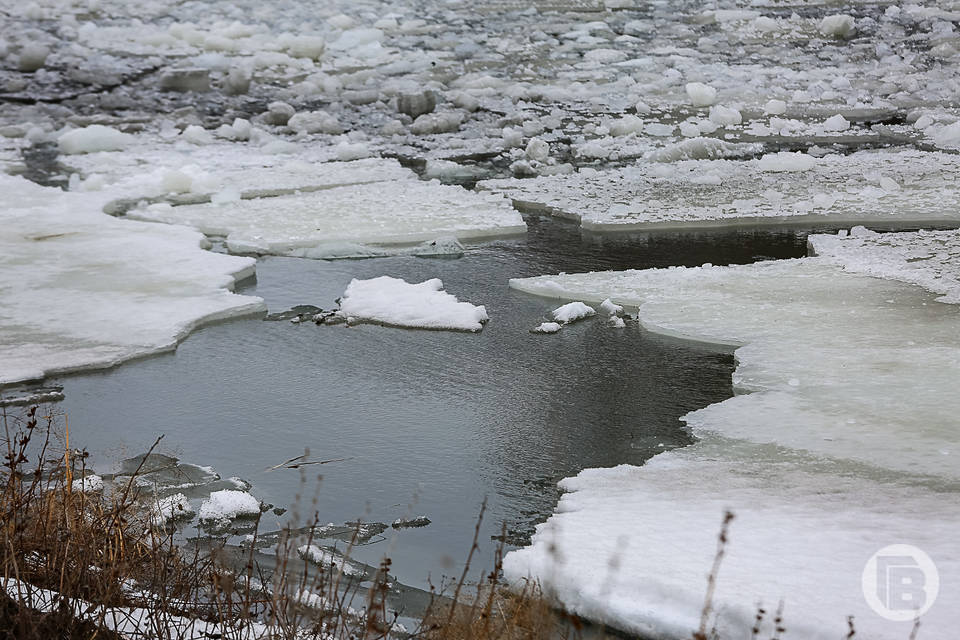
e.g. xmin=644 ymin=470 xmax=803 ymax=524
xmin=505 ymin=246 xmax=960 ymax=639
xmin=337 ymin=276 xmax=488 ymax=332
xmin=480 ymin=149 xmax=960 ymax=230
xmin=0 ymin=175 xmax=265 ymax=385
xmin=130 ymin=179 xmax=525 ymax=257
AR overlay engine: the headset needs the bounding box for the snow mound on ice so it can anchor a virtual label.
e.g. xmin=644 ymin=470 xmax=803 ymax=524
xmin=506 ymin=241 xmax=960 ymax=639
xmin=0 ymin=175 xmax=264 ymax=385
xmin=198 ymin=490 xmax=260 ymax=523
xmin=551 ymin=301 xmax=595 ymax=324
xmin=337 ymin=276 xmax=488 ymax=332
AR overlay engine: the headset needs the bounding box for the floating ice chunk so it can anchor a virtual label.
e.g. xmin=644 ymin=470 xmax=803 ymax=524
xmin=644 ymin=123 xmax=675 ymax=137
xmin=423 ymin=160 xmax=486 ymax=181
xmin=159 ymin=68 xmax=210 ymax=92
xmin=336 ymin=276 xmax=488 ymax=332
xmin=181 ymin=125 xmax=214 ymax=145
xmin=821 ymin=114 xmax=850 ymax=132
xmin=532 ymin=322 xmax=562 ymax=334
xmin=753 ymin=16 xmax=779 ymax=33
xmin=410 ymin=112 xmax=462 ymax=135
xmin=397 ymin=90 xmax=436 ymax=119
xmin=525 ymin=138 xmax=550 ymax=162
xmin=297 ymin=545 xmax=364 ymax=577
xmin=599 ymin=298 xmax=623 ymax=316
xmin=756 ymin=151 xmax=816 ymax=172
xmin=879 ymin=176 xmax=900 ymax=192
xmin=18 ymin=44 xmax=49 ymax=72
xmin=72 ymin=475 xmax=103 ymax=493
xmin=0 ymin=175 xmax=264 ymax=385
xmin=552 ymin=301 xmax=595 ymax=324
xmin=391 ymin=515 xmax=431 ymax=528
xmin=58 ymin=125 xmax=132 ymax=154
xmin=288 ymin=111 xmax=342 ymax=135
xmin=932 ymin=121 xmax=960 ymax=149
xmin=335 ymin=141 xmax=371 ymax=161
xmin=151 ymin=493 xmax=194 ymax=527
xmin=215 ymin=118 xmax=251 ymax=142
xmin=198 ymin=489 xmax=260 ymax=523
xmin=606 ymin=115 xmax=644 ymax=137
xmin=328 ymin=28 xmax=383 ymax=51
xmin=820 ymin=14 xmax=856 ymax=39
xmin=647 ymin=138 xmax=759 ymax=163
xmin=678 ymin=122 xmax=700 ymax=138
xmin=264 ymin=101 xmax=295 ymax=126
xmin=708 ymin=105 xmax=741 ymax=126
xmin=684 ymin=82 xmax=716 ymax=107
xmin=763 ymin=99 xmax=786 ymax=115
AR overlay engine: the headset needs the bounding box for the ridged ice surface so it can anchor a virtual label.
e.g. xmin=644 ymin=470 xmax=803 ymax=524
xmin=0 ymin=175 xmax=264 ymax=385
xmin=505 ymin=234 xmax=960 ymax=639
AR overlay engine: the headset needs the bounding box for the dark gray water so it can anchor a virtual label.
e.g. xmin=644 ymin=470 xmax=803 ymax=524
xmin=52 ymin=218 xmax=811 ymax=589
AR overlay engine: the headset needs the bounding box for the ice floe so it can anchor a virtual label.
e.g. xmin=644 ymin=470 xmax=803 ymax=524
xmin=130 ymin=178 xmax=524 ymax=258
xmin=0 ymin=175 xmax=264 ymax=385
xmin=481 ymin=150 xmax=960 ymax=230
xmin=336 ymin=276 xmax=488 ymax=332
xmin=505 ymin=232 xmax=960 ymax=639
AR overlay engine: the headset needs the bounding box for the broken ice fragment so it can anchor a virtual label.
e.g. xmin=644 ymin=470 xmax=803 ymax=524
xmin=336 ymin=276 xmax=488 ymax=332
xmin=551 ymin=302 xmax=596 ymax=324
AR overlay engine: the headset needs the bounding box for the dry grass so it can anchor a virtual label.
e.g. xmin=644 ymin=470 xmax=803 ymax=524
xmin=1 ymin=406 xmax=574 ymax=640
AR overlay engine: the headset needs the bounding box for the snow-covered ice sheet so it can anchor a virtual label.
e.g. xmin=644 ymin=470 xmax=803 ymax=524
xmin=129 ymin=179 xmax=525 ymax=258
xmin=505 ymin=240 xmax=960 ymax=639
xmin=336 ymin=276 xmax=488 ymax=332
xmin=480 ymin=150 xmax=960 ymax=230
xmin=64 ymin=144 xmax=413 ymax=206
xmin=0 ymin=174 xmax=265 ymax=385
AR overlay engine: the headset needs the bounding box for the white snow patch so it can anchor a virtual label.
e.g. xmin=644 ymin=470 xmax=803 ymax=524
xmin=551 ymin=301 xmax=595 ymax=324
xmin=198 ymin=490 xmax=260 ymax=523
xmin=532 ymin=322 xmax=562 ymax=334
xmin=336 ymin=276 xmax=488 ymax=332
